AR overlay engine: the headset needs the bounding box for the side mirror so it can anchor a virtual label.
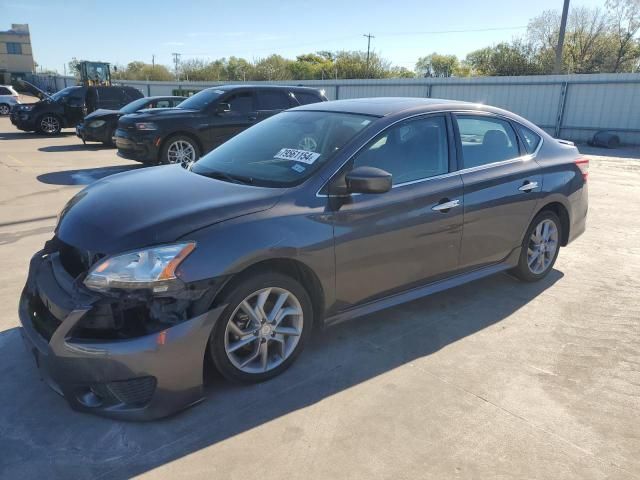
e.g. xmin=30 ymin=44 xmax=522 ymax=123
xmin=345 ymin=166 xmax=392 ymax=194
xmin=216 ymin=102 xmax=231 ymax=114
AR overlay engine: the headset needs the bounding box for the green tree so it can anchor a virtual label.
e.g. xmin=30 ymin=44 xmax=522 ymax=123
xmin=465 ymin=41 xmax=541 ymax=76
xmin=416 ymin=53 xmax=459 ymax=77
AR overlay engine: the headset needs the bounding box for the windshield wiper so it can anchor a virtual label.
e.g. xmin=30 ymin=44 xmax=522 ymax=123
xmin=200 ymin=170 xmax=254 ymax=185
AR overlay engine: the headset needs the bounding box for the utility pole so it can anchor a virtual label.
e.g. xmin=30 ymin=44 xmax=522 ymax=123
xmin=363 ymin=33 xmax=375 ymax=78
xmin=172 ymin=52 xmax=181 ymax=81
xmin=553 ymin=0 xmax=570 ymax=74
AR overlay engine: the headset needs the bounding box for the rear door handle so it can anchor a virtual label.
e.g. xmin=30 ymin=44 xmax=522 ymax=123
xmin=519 ymin=181 xmax=539 ymax=192
xmin=248 ymin=114 xmax=257 ymax=122
xmin=432 ymin=199 xmax=460 ymax=212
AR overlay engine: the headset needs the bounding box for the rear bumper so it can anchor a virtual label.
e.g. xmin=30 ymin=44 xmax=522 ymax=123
xmin=568 ymin=183 xmax=588 ymax=244
xmin=76 ymin=122 xmax=112 ymax=144
xmin=19 ymin=248 xmax=225 ymax=421
xmin=114 ymin=128 xmax=160 ymax=163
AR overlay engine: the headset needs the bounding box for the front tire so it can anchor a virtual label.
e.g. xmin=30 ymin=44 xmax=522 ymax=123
xmin=511 ymin=210 xmax=561 ymax=282
xmin=37 ymin=114 xmax=62 ymax=135
xmin=209 ymin=272 xmax=313 ymax=384
xmin=160 ymin=135 xmax=200 ymax=167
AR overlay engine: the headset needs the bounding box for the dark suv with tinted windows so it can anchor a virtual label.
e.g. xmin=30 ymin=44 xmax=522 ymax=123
xmin=10 ymin=82 xmax=143 ymax=135
xmin=114 ymin=85 xmax=328 ymax=165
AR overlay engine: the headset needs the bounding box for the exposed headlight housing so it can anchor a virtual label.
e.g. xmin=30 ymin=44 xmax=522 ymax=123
xmin=135 ymin=122 xmax=158 ymax=130
xmin=20 ymin=104 xmax=33 ymax=111
xmin=88 ymin=119 xmax=106 ymax=128
xmin=84 ymin=243 xmax=196 ymax=292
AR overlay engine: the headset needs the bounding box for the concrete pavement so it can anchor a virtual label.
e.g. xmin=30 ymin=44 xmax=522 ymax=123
xmin=0 ymin=117 xmax=639 ymax=479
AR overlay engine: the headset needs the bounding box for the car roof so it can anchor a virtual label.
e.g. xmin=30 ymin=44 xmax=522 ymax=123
xmin=207 ymin=84 xmax=322 ymax=94
xmin=290 ymin=97 xmax=481 ymax=117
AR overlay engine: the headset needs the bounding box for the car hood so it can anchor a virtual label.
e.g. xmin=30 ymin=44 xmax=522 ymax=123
xmin=84 ymin=109 xmax=119 ymax=120
xmin=56 ymin=165 xmax=285 ymax=254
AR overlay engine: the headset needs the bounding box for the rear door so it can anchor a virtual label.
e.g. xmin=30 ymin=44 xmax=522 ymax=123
xmin=454 ymin=113 xmax=543 ymax=269
xmin=332 ymin=114 xmax=464 ymax=307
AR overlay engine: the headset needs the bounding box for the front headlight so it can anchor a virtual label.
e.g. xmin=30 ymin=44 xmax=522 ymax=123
xmin=135 ymin=122 xmax=158 ymax=130
xmin=88 ymin=119 xmax=106 ymax=128
xmin=84 ymin=242 xmax=196 ymax=292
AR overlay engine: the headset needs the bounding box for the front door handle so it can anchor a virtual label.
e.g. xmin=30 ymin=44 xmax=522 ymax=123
xmin=248 ymin=114 xmax=257 ymax=122
xmin=519 ymin=181 xmax=539 ymax=192
xmin=432 ymin=199 xmax=460 ymax=212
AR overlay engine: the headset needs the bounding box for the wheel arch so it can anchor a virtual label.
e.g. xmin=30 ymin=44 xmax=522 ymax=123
xmin=534 ymin=201 xmax=570 ymax=246
xmin=158 ymin=131 xmax=204 ymax=163
xmin=213 ymin=257 xmax=325 ymax=327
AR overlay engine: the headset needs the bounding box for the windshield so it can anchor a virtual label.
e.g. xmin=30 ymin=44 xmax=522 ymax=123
xmin=177 ymin=88 xmax=224 ymax=110
xmin=191 ymin=111 xmax=375 ymax=187
xmin=50 ymin=87 xmax=79 ymax=101
xmin=120 ymin=97 xmax=152 ymax=114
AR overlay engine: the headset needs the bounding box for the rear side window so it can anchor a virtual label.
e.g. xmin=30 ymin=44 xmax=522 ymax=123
xmin=515 ymin=124 xmax=542 ymax=154
xmin=0 ymin=87 xmax=11 ymax=95
xmin=256 ymin=90 xmax=291 ymax=110
xmin=353 ymin=115 xmax=449 ymax=186
xmin=455 ymin=115 xmax=520 ymax=168
xmin=293 ymin=91 xmax=322 ymax=105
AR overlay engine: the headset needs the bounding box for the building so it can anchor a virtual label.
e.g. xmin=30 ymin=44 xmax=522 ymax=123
xmin=0 ymin=24 xmax=35 ymax=84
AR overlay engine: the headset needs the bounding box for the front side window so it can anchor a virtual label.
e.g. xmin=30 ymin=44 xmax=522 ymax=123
xmin=177 ymin=88 xmax=223 ymax=110
xmin=225 ymin=92 xmax=255 ymax=114
xmin=191 ymin=111 xmax=373 ymax=187
xmin=294 ymin=91 xmax=322 ymax=105
xmin=352 ymin=115 xmax=449 ymax=186
xmin=455 ymin=115 xmax=520 ymax=168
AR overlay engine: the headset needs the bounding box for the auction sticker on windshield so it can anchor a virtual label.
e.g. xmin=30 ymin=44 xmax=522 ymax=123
xmin=274 ymin=148 xmax=321 ymax=165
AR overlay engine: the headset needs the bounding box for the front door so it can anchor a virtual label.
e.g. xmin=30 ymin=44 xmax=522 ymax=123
xmin=454 ymin=113 xmax=543 ymax=269
xmin=331 ymin=114 xmax=464 ymax=308
xmin=206 ymin=90 xmax=257 ymax=150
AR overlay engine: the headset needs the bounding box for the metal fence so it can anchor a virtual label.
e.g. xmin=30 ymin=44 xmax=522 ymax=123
xmin=27 ymin=73 xmax=640 ymax=144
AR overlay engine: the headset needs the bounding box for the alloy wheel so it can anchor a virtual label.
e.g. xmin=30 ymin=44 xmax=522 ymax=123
xmin=527 ymin=218 xmax=558 ymax=274
xmin=167 ymin=140 xmax=196 ymax=167
xmin=0 ymin=104 xmax=9 ymax=115
xmin=224 ymin=287 xmax=304 ymax=374
xmin=40 ymin=115 xmax=60 ymax=134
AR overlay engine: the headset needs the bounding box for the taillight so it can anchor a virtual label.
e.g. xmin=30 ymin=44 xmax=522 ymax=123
xmin=575 ymin=157 xmax=589 ymax=181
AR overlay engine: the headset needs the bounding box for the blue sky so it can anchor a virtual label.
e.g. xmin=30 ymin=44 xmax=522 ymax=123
xmin=2 ymin=0 xmax=606 ymax=73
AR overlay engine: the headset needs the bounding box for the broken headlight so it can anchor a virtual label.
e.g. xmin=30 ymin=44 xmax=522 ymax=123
xmin=84 ymin=243 xmax=196 ymax=292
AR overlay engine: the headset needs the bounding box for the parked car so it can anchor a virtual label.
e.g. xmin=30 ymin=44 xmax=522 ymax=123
xmin=19 ymin=98 xmax=588 ymax=420
xmin=0 ymin=85 xmax=21 ymax=115
xmin=114 ymin=84 xmax=328 ymax=165
xmin=76 ymin=96 xmax=186 ymax=146
xmin=10 ymin=81 xmax=143 ymax=135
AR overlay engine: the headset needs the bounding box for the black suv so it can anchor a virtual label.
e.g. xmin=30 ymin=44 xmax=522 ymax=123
xmin=10 ymin=82 xmax=143 ymax=135
xmin=114 ymin=85 xmax=328 ymax=165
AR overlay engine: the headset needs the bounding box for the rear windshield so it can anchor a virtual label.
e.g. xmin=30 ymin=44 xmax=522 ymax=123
xmin=120 ymin=97 xmax=152 ymax=113
xmin=192 ymin=111 xmax=374 ymax=188
xmin=177 ymin=89 xmax=224 ymax=110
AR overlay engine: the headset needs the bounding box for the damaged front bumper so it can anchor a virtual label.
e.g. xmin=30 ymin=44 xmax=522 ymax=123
xmin=18 ymin=245 xmax=225 ymax=421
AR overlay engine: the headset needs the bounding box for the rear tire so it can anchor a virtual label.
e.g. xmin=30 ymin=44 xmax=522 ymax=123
xmin=102 ymin=127 xmax=115 ymax=146
xmin=209 ymin=272 xmax=313 ymax=384
xmin=0 ymin=104 xmax=10 ymax=115
xmin=160 ymin=135 xmax=200 ymax=167
xmin=511 ymin=210 xmax=561 ymax=282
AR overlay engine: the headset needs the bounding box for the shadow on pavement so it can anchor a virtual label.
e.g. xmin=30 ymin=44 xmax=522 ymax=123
xmin=0 ymin=131 xmax=76 ymax=140
xmin=38 ymin=143 xmax=114 ymax=153
xmin=37 ymin=165 xmax=144 ymax=186
xmin=0 ymin=269 xmax=563 ymax=479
